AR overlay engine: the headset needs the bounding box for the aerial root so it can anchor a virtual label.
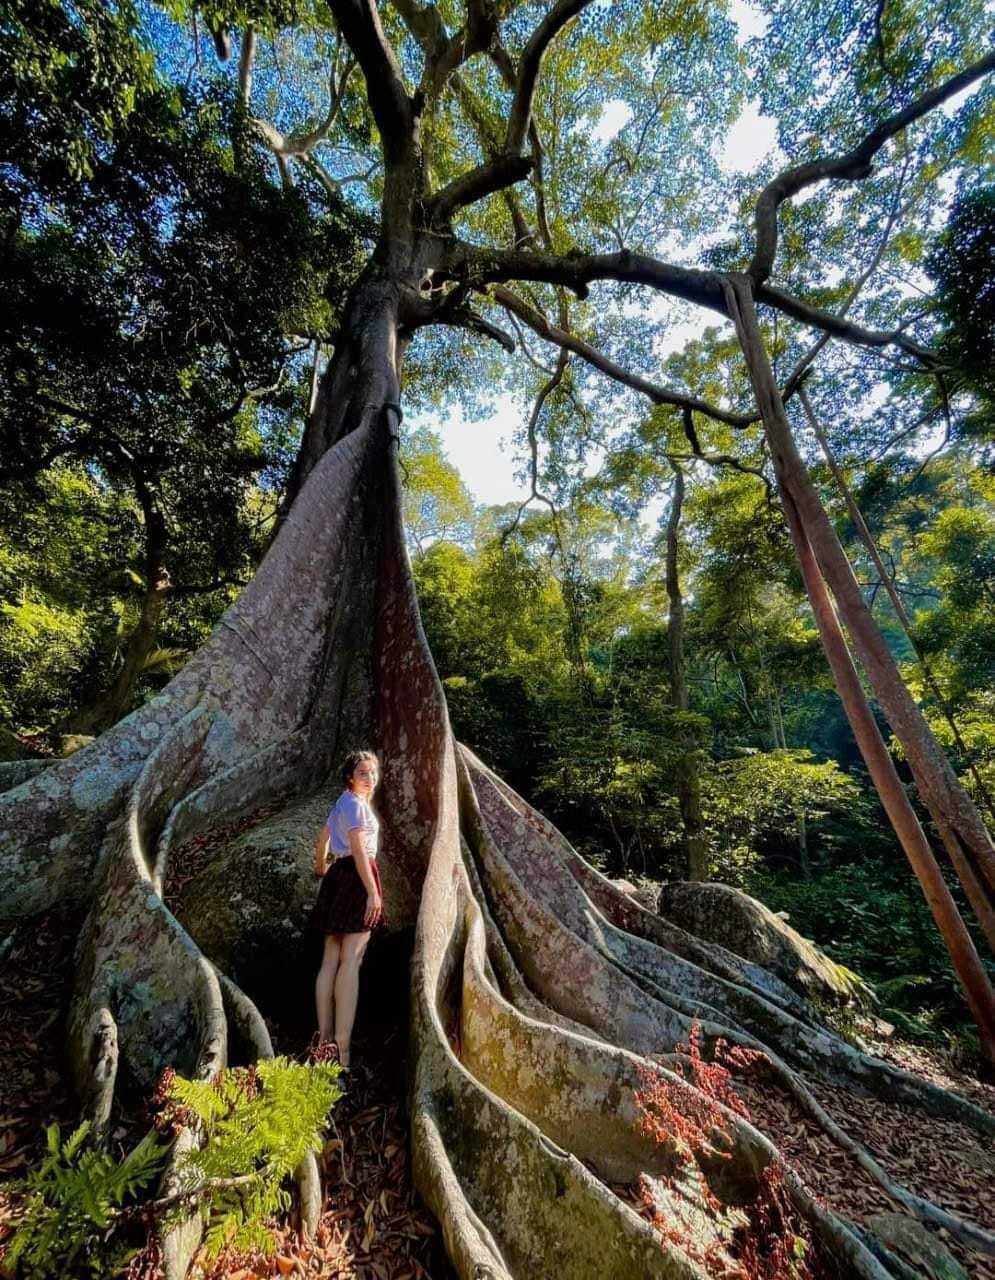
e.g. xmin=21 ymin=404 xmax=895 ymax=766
xmin=82 ymin=1004 xmax=120 ymax=1136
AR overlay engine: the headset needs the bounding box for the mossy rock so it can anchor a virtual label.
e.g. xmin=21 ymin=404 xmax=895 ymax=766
xmin=659 ymin=881 xmax=869 ymax=1007
xmin=178 ymin=796 xmax=415 ymax=1027
xmin=55 ymin=734 xmax=96 ymax=757
xmin=608 ymin=878 xmax=660 ymax=913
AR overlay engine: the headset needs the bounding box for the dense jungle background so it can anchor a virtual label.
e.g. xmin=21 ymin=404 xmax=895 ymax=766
xmin=4 ymin=0 xmax=995 ymax=1275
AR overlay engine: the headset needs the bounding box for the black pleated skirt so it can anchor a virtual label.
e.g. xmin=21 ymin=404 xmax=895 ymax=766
xmin=313 ymin=856 xmax=385 ymax=935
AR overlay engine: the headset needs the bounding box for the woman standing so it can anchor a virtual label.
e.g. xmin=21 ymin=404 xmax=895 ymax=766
xmin=313 ymin=749 xmax=385 ymax=1067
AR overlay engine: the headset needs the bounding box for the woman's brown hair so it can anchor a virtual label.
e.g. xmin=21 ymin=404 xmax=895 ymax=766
xmin=340 ymin=749 xmax=380 ymax=789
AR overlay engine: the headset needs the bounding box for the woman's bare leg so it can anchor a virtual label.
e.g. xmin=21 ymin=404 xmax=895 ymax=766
xmin=315 ymin=934 xmax=342 ymax=1042
xmin=333 ymin=931 xmax=370 ymax=1066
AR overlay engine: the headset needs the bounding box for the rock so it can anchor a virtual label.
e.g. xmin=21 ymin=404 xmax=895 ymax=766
xmin=178 ymin=796 xmax=416 ymax=1026
xmin=608 ymin=878 xmax=660 ymax=914
xmin=658 ymin=880 xmax=870 ymax=1007
xmin=866 ymin=1213 xmax=969 ymax=1280
xmin=55 ymin=734 xmax=96 ymax=757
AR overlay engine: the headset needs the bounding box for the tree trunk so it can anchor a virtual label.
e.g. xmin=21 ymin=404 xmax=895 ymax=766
xmin=723 ymin=276 xmax=995 ymax=1060
xmin=799 ymin=383 xmax=995 ymax=950
xmin=729 ymin=283 xmax=995 ymax=906
xmin=4 ymin=297 xmax=995 ymax=1279
xmin=797 ymin=808 xmax=811 ymax=880
xmin=665 ymin=463 xmax=707 ymax=881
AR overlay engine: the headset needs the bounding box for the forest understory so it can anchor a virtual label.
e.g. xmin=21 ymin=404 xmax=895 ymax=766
xmin=2 ymin=805 xmax=992 ymax=1280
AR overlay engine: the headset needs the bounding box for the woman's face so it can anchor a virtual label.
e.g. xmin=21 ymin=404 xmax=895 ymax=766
xmin=350 ymin=759 xmax=378 ymax=795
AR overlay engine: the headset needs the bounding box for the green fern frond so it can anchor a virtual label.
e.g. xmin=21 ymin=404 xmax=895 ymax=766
xmin=169 ymin=1074 xmax=227 ymax=1126
xmin=139 ymin=646 xmax=189 ymax=676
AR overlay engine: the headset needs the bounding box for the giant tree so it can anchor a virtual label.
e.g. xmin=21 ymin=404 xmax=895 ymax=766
xmin=3 ymin=1 xmax=995 ymax=1277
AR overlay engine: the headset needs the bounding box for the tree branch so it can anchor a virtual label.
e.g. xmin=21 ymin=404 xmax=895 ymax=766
xmin=427 ymin=0 xmax=592 ymax=222
xmin=449 ymin=241 xmax=730 ymax=312
xmin=506 ymin=0 xmax=591 ymax=153
xmin=756 ymin=281 xmax=939 ymax=364
xmin=326 ymin=0 xmax=413 ymax=161
xmin=749 ymin=49 xmax=995 ymax=283
xmin=779 ymin=157 xmax=914 ymax=399
xmin=500 ymin=349 xmax=569 ymax=542
xmin=491 ymin=284 xmax=755 ymax=427
xmin=237 ymin=26 xmax=256 ymax=106
xmin=430 ymin=155 xmax=535 ymax=224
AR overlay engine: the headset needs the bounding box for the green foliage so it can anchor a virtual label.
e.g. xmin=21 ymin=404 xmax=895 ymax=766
xmin=2 ymin=1058 xmax=343 ymax=1276
xmin=928 ymin=184 xmax=995 ymax=409
xmin=167 ymin=1057 xmax=343 ymax=1260
xmin=400 ymin=424 xmax=476 ymax=555
xmin=0 ymin=468 xmax=132 ymax=728
xmin=3 ymin=1122 xmax=165 ymax=1278
xmin=753 ymin=859 xmax=995 ymax=1040
xmin=0 ymin=0 xmax=370 ymax=733
xmin=701 ymin=750 xmax=863 ymax=883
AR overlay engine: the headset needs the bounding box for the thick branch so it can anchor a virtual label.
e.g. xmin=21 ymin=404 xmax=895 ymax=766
xmin=326 ymin=0 xmax=413 ymax=160
xmin=430 ymin=155 xmax=535 ymax=223
xmin=749 ymin=50 xmax=995 ymax=283
xmin=394 ymin=0 xmax=496 ymax=99
xmin=237 ymin=26 xmax=256 ymax=106
xmin=756 ymin=282 xmax=938 ymax=364
xmin=450 ymin=242 xmax=730 ymax=312
xmin=253 ymin=51 xmax=356 ymax=160
xmin=506 ymin=0 xmax=591 ymax=152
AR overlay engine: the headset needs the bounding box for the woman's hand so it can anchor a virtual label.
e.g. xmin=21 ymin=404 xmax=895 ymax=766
xmin=314 ymin=826 xmax=330 ymax=879
xmin=364 ymin=888 xmax=383 ymax=928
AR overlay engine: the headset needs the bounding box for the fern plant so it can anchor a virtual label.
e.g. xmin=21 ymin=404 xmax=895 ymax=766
xmin=2 ymin=1057 xmax=343 ymax=1276
xmin=164 ymin=1057 xmax=343 ymax=1259
xmin=2 ymin=1121 xmax=165 ymax=1278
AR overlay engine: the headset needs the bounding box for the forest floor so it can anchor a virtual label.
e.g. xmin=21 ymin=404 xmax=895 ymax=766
xmin=0 ymin=820 xmax=992 ymax=1278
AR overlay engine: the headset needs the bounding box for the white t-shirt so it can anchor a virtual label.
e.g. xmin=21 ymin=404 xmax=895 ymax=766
xmin=327 ymin=790 xmax=379 ymax=860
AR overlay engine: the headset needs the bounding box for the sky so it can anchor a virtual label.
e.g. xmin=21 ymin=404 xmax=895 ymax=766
xmin=423 ymin=0 xmax=779 ymax=510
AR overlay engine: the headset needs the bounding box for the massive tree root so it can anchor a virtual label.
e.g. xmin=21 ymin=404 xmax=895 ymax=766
xmin=2 ymin=418 xmax=994 ymax=1278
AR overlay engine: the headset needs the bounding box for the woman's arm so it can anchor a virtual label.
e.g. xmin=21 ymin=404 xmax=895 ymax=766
xmin=348 ymin=827 xmax=382 ymax=925
xmin=314 ymin=825 xmax=330 ymax=878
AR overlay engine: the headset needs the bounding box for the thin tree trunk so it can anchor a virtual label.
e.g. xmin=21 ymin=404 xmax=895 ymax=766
xmin=666 ymin=463 xmax=707 ymax=881
xmin=732 ymin=286 xmax=995 ymax=907
xmin=797 ymin=808 xmax=810 ymax=880
xmin=724 ymin=277 xmax=995 ymax=1060
xmin=800 ymin=383 xmax=995 ymax=950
